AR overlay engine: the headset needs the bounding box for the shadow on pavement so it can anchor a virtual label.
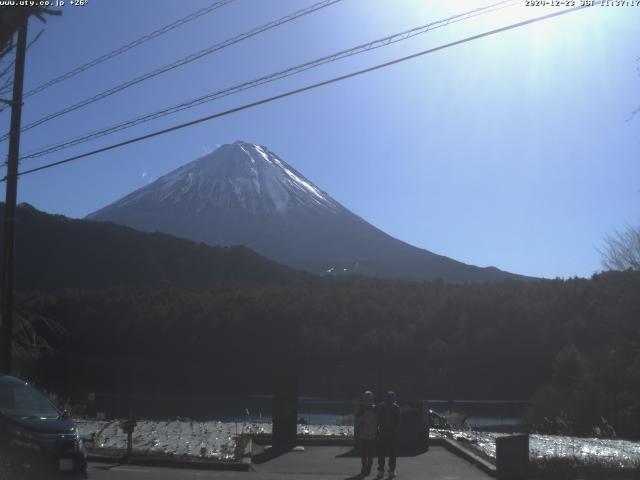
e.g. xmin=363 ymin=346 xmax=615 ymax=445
xmin=336 ymin=447 xmax=358 ymax=458
xmin=337 ymin=445 xmax=430 ymax=458
xmin=93 ymin=463 xmax=124 ymax=471
xmin=252 ymin=446 xmax=293 ymax=465
xmin=343 ymin=473 xmax=367 ymax=480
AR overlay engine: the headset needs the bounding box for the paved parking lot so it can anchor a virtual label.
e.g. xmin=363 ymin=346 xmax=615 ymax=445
xmin=88 ymin=446 xmax=491 ymax=479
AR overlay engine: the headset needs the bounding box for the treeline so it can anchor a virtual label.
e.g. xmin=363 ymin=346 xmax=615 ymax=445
xmin=3 ymin=203 xmax=306 ymax=291
xmin=17 ymin=271 xmax=640 ymax=438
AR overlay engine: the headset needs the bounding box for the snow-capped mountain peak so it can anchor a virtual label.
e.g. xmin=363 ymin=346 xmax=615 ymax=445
xmin=88 ymin=141 xmax=528 ymax=283
xmin=104 ymin=141 xmax=341 ymax=216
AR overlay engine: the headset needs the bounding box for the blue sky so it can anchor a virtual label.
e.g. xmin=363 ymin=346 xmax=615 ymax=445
xmin=1 ymin=0 xmax=639 ymax=279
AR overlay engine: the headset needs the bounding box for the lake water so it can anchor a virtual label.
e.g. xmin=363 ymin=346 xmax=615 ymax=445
xmin=87 ymin=393 xmax=526 ymax=430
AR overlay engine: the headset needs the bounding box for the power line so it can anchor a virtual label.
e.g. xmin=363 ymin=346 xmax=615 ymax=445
xmin=0 ymin=29 xmax=43 ymax=109
xmin=22 ymin=0 xmax=235 ymax=99
xmin=0 ymin=0 xmax=346 ymax=142
xmin=10 ymin=3 xmax=595 ymax=180
xmin=21 ymin=0 xmax=517 ymax=161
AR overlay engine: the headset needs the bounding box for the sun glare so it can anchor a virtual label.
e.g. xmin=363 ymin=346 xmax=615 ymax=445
xmin=441 ymin=1 xmax=572 ymax=43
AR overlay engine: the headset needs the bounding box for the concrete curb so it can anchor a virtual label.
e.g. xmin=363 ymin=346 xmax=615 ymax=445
xmin=87 ymin=453 xmax=251 ymax=471
xmin=431 ymin=438 xmax=497 ymax=477
xmin=86 ymin=437 xmax=253 ymax=471
xmin=251 ymin=434 xmax=353 ymax=447
xmin=87 ymin=435 xmax=497 ymax=476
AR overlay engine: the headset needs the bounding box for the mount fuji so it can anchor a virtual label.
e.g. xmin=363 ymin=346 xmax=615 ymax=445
xmin=88 ymin=141 xmax=527 ymax=283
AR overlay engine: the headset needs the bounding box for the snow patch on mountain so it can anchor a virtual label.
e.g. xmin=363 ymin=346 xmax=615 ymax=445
xmin=97 ymin=141 xmax=341 ymax=216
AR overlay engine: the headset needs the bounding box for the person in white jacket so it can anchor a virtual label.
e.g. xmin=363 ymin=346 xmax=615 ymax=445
xmin=354 ymin=390 xmax=377 ymax=475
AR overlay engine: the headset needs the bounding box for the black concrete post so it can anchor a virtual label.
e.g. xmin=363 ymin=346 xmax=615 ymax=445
xmin=422 ymin=400 xmax=430 ymax=450
xmin=121 ymin=419 xmax=136 ymax=460
xmin=272 ymin=375 xmax=297 ymax=449
xmin=496 ymin=434 xmax=529 ymax=480
xmin=126 ymin=430 xmax=133 ymax=458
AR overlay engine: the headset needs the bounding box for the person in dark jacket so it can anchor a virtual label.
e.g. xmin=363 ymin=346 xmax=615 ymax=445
xmin=376 ymin=391 xmax=401 ymax=478
xmin=354 ymin=390 xmax=377 ymax=475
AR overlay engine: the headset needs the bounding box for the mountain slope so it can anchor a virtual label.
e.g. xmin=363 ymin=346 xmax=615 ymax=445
xmin=88 ymin=141 xmax=529 ymax=283
xmin=1 ymin=203 xmax=305 ymax=291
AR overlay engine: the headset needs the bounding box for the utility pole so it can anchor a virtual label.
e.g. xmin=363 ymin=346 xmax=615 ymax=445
xmin=0 ymin=19 xmax=28 ymax=374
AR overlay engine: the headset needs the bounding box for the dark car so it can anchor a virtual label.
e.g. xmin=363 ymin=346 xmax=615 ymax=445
xmin=0 ymin=375 xmax=87 ymax=478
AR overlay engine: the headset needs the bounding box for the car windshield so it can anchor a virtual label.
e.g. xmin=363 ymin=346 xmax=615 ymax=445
xmin=0 ymin=383 xmax=60 ymax=419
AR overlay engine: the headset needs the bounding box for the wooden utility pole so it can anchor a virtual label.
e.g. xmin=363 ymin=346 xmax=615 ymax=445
xmin=0 ymin=20 xmax=28 ymax=374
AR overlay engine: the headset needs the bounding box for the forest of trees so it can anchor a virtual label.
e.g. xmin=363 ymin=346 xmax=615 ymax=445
xmin=15 ymin=271 xmax=640 ymax=438
xmin=3 ymin=203 xmax=307 ymax=290
xmin=4 ymin=203 xmax=640 ymax=438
